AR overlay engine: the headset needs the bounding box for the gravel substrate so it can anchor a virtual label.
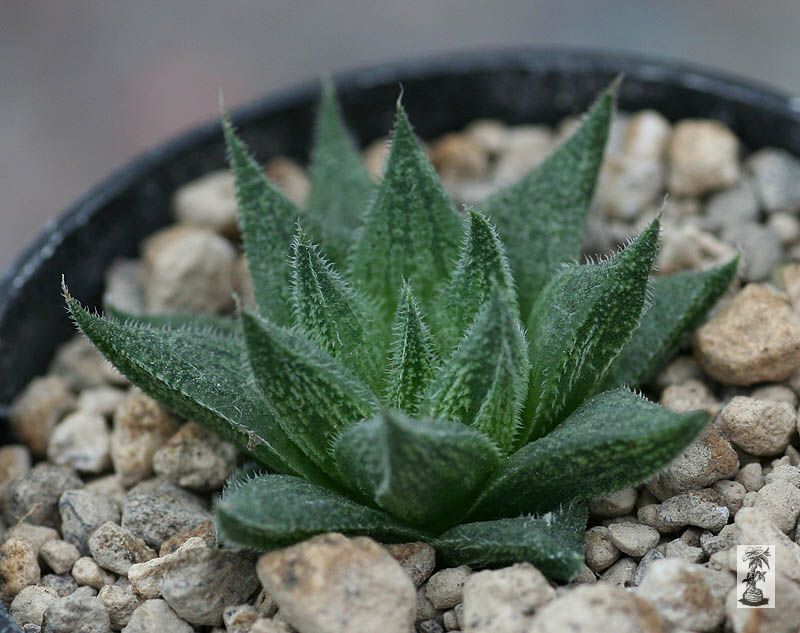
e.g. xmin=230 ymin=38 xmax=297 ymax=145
xmin=3 ymin=107 xmax=800 ymax=633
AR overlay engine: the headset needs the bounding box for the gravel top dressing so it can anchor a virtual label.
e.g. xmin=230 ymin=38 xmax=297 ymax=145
xmin=3 ymin=91 xmax=800 ymax=633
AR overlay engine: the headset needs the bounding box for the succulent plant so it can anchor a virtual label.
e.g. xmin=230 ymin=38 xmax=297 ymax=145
xmin=66 ymin=80 xmax=736 ymax=581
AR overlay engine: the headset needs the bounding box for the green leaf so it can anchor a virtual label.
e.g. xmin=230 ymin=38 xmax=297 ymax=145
xmin=470 ymin=389 xmax=707 ymax=520
xmin=603 ymin=258 xmax=738 ymax=388
xmin=241 ymin=310 xmax=378 ymax=479
xmin=348 ymin=101 xmax=463 ymax=317
xmin=216 ymin=474 xmax=427 ymax=550
xmin=306 ymin=79 xmax=375 ymax=262
xmin=436 ymin=210 xmax=517 ymax=351
xmin=332 ymin=410 xmax=500 ymax=531
xmin=105 ymin=305 xmax=241 ymax=336
xmin=484 ymin=84 xmax=615 ymax=315
xmin=385 ymin=282 xmax=438 ymax=414
xmin=290 ymin=226 xmax=383 ymax=391
xmin=522 ymin=219 xmax=659 ymax=443
xmin=66 ymin=294 xmax=330 ymax=487
xmin=428 ymin=286 xmax=529 ymax=453
xmin=433 ymin=503 xmax=587 ymax=581
xmin=223 ymin=117 xmax=298 ymax=323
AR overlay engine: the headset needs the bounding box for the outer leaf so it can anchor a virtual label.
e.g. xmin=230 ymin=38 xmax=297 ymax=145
xmin=428 ymin=287 xmax=529 ymax=453
xmin=306 ymin=79 xmax=375 ymax=262
xmin=385 ymin=282 xmax=438 ymax=414
xmin=436 ymin=209 xmax=517 ymax=350
xmin=484 ymin=84 xmax=615 ymax=315
xmin=470 ymin=389 xmax=707 ymax=520
xmin=522 ymin=219 xmax=659 ymax=443
xmin=290 ymin=227 xmax=383 ymax=391
xmin=332 ymin=410 xmax=500 ymax=531
xmin=66 ymin=296 xmax=330 ymax=487
xmin=433 ymin=503 xmax=587 ymax=581
xmin=216 ymin=474 xmax=426 ymax=550
xmin=603 ymin=258 xmax=738 ymax=388
xmin=348 ymin=102 xmax=463 ymax=317
xmin=241 ymin=311 xmax=378 ymax=479
xmin=105 ymin=305 xmax=241 ymax=336
xmin=223 ymin=118 xmax=298 ymax=323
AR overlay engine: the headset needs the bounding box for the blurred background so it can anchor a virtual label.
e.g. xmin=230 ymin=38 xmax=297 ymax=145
xmin=2 ymin=0 xmax=800 ymax=271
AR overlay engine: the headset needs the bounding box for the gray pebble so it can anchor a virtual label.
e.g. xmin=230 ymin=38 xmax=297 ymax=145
xmin=4 ymin=464 xmax=83 ymax=529
xmin=42 ymin=589 xmax=111 ymax=633
xmin=721 ymin=222 xmax=783 ymax=281
xmin=59 ymin=489 xmax=120 ymax=555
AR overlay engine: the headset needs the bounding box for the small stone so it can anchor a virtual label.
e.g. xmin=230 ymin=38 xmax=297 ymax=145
xmin=152 ymin=422 xmax=238 ymax=491
xmin=111 ymin=390 xmax=179 ymax=487
xmin=10 ymin=585 xmax=59 ymax=627
xmin=654 ymin=355 xmax=703 ymax=389
xmin=712 ymin=479 xmax=747 ymax=514
xmin=0 ymin=445 xmax=31 ymax=499
xmin=722 ymin=222 xmax=783 ymax=281
xmin=40 ymin=540 xmax=80 ymax=575
xmin=77 ymin=387 xmax=127 ymax=418
xmin=49 ymin=336 xmax=125 ymax=391
xmin=4 ymin=523 xmax=59 ymax=555
xmin=121 ymin=599 xmax=192 ymax=633
xmin=637 ymin=558 xmax=733 ymax=632
xmin=607 ymin=522 xmax=660 ymax=557
xmin=598 ymin=557 xmax=637 ymax=587
xmin=84 ymin=476 xmax=126 ymax=508
xmin=126 ymin=537 xmax=206 ymax=600
xmin=570 ymin=563 xmax=597 ymax=585
xmin=384 ymin=541 xmax=436 ymax=587
xmin=0 ymin=539 xmax=40 ymax=602
xmin=667 ymin=119 xmax=740 ymax=196
xmin=265 ymin=157 xmax=309 ymax=207
xmin=4 ymin=463 xmax=83 ymax=528
xmin=47 ymin=412 xmax=111 ymax=474
xmin=623 ymin=110 xmax=671 ymax=159
xmin=528 ymin=583 xmax=663 ymax=633
xmin=9 ymin=376 xmax=76 ymax=456
xmin=425 ymin=566 xmax=472 ymax=610
xmin=637 ymin=504 xmax=682 ymax=534
xmin=415 ymin=584 xmax=440 ymax=623
xmin=700 ymin=523 xmax=738 ymax=556
xmin=417 ymin=620 xmax=444 ymax=633
xmin=747 ymin=147 xmax=800 ymax=214
xmin=659 ymin=379 xmax=719 ymax=416
xmin=750 ymin=383 xmax=798 ymax=406
xmin=595 ymin=154 xmax=664 ymax=220
xmin=657 ymin=489 xmax=730 ymax=531
xmin=363 ymin=137 xmax=389 ymax=180
xmin=173 ymin=169 xmax=238 ymax=236
xmin=464 ymin=119 xmax=508 ymax=156
xmin=142 ymin=225 xmax=236 ymax=315
xmin=158 ymin=520 xmax=215 ymax=557
xmin=768 ymin=212 xmax=800 ymax=244
xmin=646 ymin=422 xmax=738 ymax=500
xmin=735 ymin=462 xmax=764 ymax=492
xmin=765 ymin=463 xmax=800 ymax=486
xmin=88 ymin=522 xmax=157 ymax=575
xmin=59 ymin=489 xmax=120 ymax=555
xmin=223 ymin=604 xmax=259 ymax=633
xmin=72 ymin=556 xmax=114 ymax=590
xmin=695 ymin=284 xmax=800 ymax=385
xmin=257 ymin=533 xmax=415 ymax=633
xmin=588 ymin=488 xmax=637 ymax=518
xmin=122 ymin=479 xmax=211 ymax=548
xmin=493 ymin=126 xmax=553 ymax=185
xmin=429 ymin=133 xmax=488 ymax=183
xmin=701 ymin=180 xmax=759 ymax=232
xmin=42 ymin=589 xmax=111 ymax=633
xmin=720 ymin=396 xmax=797 ymax=456
xmin=161 ymin=545 xmax=258 ymax=626
xmin=660 ymin=538 xmax=705 ymax=563
xmin=461 ymin=563 xmax=554 ymax=633
xmin=752 ymin=481 xmax=800 ymax=533
xmin=584 ymin=526 xmax=621 ymax=572
xmin=250 ymin=619 xmax=293 ymax=633
xmin=103 ymin=260 xmax=145 ymax=315
xmin=633 ymin=549 xmax=663 ymax=585
xmin=41 ymin=574 xmax=78 ymax=597
xmin=657 ymin=221 xmax=737 ymax=274
xmin=98 ymin=584 xmax=140 ymax=630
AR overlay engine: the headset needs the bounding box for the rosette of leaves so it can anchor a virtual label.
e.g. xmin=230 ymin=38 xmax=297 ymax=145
xmin=67 ymin=81 xmax=736 ymax=581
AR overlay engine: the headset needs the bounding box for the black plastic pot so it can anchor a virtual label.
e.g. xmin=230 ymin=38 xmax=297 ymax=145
xmin=1 ymin=48 xmax=799 ymax=629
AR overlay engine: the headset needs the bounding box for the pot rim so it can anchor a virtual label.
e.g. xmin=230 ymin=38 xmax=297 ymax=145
xmin=1 ymin=46 xmax=798 ymax=312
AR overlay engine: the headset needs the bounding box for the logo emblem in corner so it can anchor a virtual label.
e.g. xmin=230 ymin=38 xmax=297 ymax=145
xmin=737 ymin=545 xmax=775 ymax=608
